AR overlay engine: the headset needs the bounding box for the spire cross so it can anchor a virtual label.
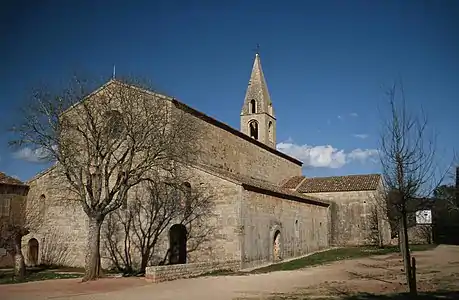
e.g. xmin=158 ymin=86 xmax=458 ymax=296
xmin=253 ymin=43 xmax=260 ymax=55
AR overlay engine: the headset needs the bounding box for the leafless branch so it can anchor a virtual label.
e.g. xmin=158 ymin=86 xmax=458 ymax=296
xmin=10 ymin=76 xmax=202 ymax=280
xmin=103 ymin=171 xmax=215 ymax=275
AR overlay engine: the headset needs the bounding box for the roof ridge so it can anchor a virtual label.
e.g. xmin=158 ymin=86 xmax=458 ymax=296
xmin=298 ymin=173 xmax=381 ymax=193
xmin=0 ymin=171 xmax=27 ymax=186
xmin=305 ymin=173 xmax=381 ymax=180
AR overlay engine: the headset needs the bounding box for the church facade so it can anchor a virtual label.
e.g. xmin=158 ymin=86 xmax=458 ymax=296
xmin=22 ymin=53 xmax=391 ymax=278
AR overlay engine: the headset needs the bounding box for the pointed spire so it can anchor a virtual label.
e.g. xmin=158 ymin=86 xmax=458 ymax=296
xmin=112 ymin=65 xmax=116 ymax=79
xmin=241 ymin=52 xmax=273 ymax=116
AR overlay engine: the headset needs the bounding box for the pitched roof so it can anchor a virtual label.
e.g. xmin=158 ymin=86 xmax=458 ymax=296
xmin=191 ymin=163 xmax=330 ymax=207
xmin=294 ymin=174 xmax=381 ymax=193
xmin=241 ymin=53 xmax=273 ymax=116
xmin=282 ymin=176 xmax=306 ymax=189
xmin=0 ymin=172 xmax=27 ymax=186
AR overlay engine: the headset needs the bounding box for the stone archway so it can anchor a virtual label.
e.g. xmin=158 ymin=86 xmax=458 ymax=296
xmin=28 ymin=238 xmax=39 ymax=266
xmin=169 ymin=224 xmax=187 ymax=265
xmin=273 ymin=230 xmax=282 ymax=261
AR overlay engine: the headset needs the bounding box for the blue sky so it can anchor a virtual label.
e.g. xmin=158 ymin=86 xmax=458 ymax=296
xmin=1 ymin=0 xmax=458 ymax=182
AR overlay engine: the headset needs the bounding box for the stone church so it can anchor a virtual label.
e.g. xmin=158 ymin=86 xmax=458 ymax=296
xmin=21 ymin=53 xmax=391 ymax=280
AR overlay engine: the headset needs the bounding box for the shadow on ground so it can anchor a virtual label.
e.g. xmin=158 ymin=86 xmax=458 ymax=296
xmin=340 ymin=291 xmax=459 ymax=299
xmin=236 ymin=290 xmax=459 ymax=300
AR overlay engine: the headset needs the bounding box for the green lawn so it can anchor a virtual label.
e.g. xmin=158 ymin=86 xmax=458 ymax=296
xmin=249 ymin=244 xmax=437 ymax=274
xmin=0 ymin=266 xmax=83 ymax=284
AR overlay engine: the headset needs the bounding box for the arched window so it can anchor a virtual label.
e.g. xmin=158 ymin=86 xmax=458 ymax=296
xmin=105 ymin=110 xmax=124 ymax=139
xmin=249 ymin=120 xmax=258 ymax=140
xmin=39 ymin=194 xmax=46 ymax=216
xmin=268 ymin=121 xmax=273 ymax=142
xmin=250 ymin=99 xmax=256 ymax=114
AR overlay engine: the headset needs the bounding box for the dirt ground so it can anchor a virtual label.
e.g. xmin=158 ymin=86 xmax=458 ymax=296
xmin=1 ymin=245 xmax=458 ymax=300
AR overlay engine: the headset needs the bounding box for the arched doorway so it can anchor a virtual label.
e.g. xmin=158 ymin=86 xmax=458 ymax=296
xmin=28 ymin=238 xmax=39 ymax=266
xmin=169 ymin=224 xmax=187 ymax=264
xmin=273 ymin=230 xmax=282 ymax=261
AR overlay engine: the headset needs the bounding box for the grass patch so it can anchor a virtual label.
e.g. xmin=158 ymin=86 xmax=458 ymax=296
xmin=249 ymin=244 xmax=437 ymax=274
xmin=198 ymin=269 xmax=236 ymax=277
xmin=0 ymin=265 xmax=84 ymax=284
xmin=0 ymin=271 xmax=82 ymax=284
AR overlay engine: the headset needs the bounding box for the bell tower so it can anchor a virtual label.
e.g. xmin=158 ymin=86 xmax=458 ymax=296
xmin=240 ymin=52 xmax=276 ymax=148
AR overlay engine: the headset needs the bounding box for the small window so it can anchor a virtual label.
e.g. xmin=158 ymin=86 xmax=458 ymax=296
xmin=39 ymin=194 xmax=46 ymax=216
xmin=268 ymin=121 xmax=273 ymax=142
xmin=105 ymin=110 xmax=124 ymax=139
xmin=182 ymin=182 xmax=192 ymax=213
xmin=250 ymin=99 xmax=256 ymax=114
xmin=0 ymin=198 xmax=11 ymax=217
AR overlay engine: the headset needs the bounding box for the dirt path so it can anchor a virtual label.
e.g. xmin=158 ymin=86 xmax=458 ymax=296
xmin=1 ymin=245 xmax=458 ymax=300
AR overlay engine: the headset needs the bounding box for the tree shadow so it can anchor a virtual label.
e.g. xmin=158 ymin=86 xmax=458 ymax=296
xmin=347 ymin=271 xmax=395 ymax=285
xmin=241 ymin=290 xmax=459 ymax=300
xmin=340 ymin=290 xmax=459 ymax=299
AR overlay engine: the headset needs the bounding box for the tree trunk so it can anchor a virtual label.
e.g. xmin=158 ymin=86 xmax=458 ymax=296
xmin=83 ymin=217 xmax=104 ymax=281
xmin=140 ymin=250 xmax=150 ymax=274
xmin=400 ymin=212 xmax=416 ymax=295
xmin=12 ymin=232 xmax=26 ymax=279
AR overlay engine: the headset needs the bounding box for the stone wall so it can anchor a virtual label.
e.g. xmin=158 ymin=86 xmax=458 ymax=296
xmin=101 ymin=165 xmax=243 ymax=270
xmin=304 ymin=190 xmax=391 ymax=247
xmin=173 ymin=101 xmax=302 ymax=185
xmin=24 ymin=167 xmax=88 ymax=267
xmin=408 ymin=225 xmax=433 ymax=244
xmin=145 ymin=260 xmax=241 ymax=283
xmin=25 ymin=164 xmax=243 ymax=269
xmin=240 ymin=188 xmax=329 ymax=268
xmin=0 ymin=185 xmax=28 ymax=267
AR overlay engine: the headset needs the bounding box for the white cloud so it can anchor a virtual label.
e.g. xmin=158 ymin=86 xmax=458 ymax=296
xmin=348 ymin=148 xmax=379 ymax=163
xmin=353 ymin=134 xmax=369 ymax=139
xmin=12 ymin=147 xmax=51 ymax=163
xmin=277 ymin=141 xmax=379 ymax=168
xmin=350 ymin=112 xmax=359 ymax=117
xmin=337 ymin=115 xmax=343 ymax=120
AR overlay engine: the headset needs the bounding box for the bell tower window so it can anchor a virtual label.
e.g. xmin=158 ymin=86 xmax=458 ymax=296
xmin=268 ymin=121 xmax=273 ymax=142
xmin=250 ymin=99 xmax=256 ymax=114
xmin=249 ymin=120 xmax=258 ymax=140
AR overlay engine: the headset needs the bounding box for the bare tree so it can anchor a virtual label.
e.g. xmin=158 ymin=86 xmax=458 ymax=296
xmin=103 ymin=171 xmax=215 ymax=275
xmin=10 ymin=77 xmax=201 ymax=281
xmin=379 ymin=80 xmax=450 ymax=295
xmin=0 ymin=183 xmax=43 ymax=279
xmin=434 ymin=166 xmax=459 ymax=212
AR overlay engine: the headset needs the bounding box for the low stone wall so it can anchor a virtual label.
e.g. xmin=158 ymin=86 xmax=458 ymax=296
xmin=145 ymin=260 xmax=241 ymax=283
xmin=408 ymin=225 xmax=433 ymax=244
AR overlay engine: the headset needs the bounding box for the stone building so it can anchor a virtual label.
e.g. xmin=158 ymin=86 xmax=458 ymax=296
xmin=0 ymin=172 xmax=30 ymax=267
xmin=22 ymin=53 xmax=391 ymax=278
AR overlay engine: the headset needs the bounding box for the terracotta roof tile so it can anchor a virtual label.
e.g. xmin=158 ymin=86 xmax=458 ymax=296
xmin=297 ymin=174 xmax=381 ymax=193
xmin=191 ymin=163 xmax=329 ymax=207
xmin=0 ymin=172 xmax=26 ymax=186
xmin=282 ymin=176 xmax=306 ymax=189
